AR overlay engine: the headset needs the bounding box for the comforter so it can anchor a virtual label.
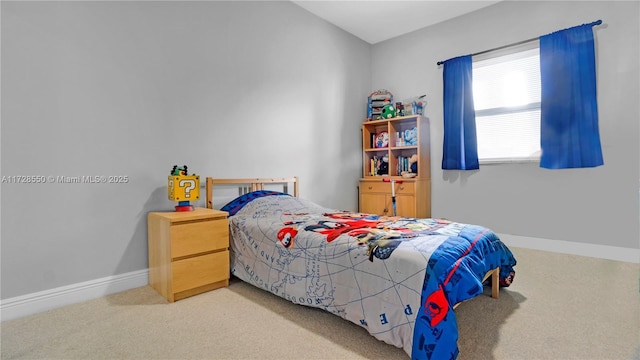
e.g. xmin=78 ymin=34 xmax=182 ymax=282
xmin=223 ymin=191 xmax=516 ymax=359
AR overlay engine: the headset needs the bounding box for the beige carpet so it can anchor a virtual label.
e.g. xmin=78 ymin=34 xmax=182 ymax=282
xmin=2 ymin=247 xmax=639 ymax=360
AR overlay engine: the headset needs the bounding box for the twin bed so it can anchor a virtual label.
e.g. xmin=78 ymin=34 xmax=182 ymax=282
xmin=205 ymin=177 xmax=516 ymax=360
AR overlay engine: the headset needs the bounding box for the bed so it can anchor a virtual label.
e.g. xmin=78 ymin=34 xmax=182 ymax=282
xmin=206 ymin=177 xmax=516 ymax=360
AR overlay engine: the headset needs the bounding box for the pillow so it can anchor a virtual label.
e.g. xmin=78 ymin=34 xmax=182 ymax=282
xmin=220 ymin=190 xmax=291 ymax=216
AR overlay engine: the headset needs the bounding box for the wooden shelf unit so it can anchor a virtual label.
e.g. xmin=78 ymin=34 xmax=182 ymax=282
xmin=359 ymin=115 xmax=431 ymax=218
xmin=361 ymin=115 xmax=430 ymax=178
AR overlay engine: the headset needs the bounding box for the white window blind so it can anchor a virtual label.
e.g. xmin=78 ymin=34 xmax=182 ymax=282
xmin=472 ymin=47 xmax=541 ymax=163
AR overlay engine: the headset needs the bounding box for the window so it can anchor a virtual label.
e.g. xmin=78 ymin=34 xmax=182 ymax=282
xmin=472 ymin=45 xmax=541 ymax=163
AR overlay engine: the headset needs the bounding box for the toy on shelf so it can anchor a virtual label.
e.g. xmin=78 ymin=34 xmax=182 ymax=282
xmin=168 ymin=165 xmax=200 ymax=212
xmin=375 ymin=131 xmax=389 ymax=148
xmin=401 ymin=154 xmax=419 ymax=178
xmin=402 ymin=95 xmax=426 ymax=116
xmin=377 ymin=155 xmax=389 ymax=175
xmin=381 ymin=104 xmax=396 ymax=119
xmin=367 ymin=89 xmax=393 ymax=121
xmin=403 ymin=127 xmax=418 ymax=146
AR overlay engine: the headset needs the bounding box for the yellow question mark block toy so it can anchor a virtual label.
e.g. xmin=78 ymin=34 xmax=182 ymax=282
xmin=168 ymin=165 xmax=200 ymax=211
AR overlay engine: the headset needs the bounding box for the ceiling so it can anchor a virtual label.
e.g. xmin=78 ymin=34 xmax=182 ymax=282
xmin=291 ymin=1 xmax=502 ymax=44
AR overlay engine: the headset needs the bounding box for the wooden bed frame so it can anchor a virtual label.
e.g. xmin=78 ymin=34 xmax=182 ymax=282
xmin=206 ymin=177 xmax=299 ymax=210
xmin=204 ymin=176 xmax=499 ymax=302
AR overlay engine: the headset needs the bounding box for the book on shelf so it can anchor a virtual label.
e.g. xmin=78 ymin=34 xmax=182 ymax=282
xmin=396 ymin=155 xmax=411 ymax=174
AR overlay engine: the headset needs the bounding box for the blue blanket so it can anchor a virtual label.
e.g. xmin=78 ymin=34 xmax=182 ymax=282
xmin=412 ymin=226 xmax=516 ymax=359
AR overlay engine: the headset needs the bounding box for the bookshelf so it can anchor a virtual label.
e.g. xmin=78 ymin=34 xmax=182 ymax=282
xmin=359 ymin=115 xmax=431 ymax=218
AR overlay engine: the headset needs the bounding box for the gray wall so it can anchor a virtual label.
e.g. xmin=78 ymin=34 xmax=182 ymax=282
xmin=2 ymin=0 xmax=638 ymax=301
xmin=372 ymin=1 xmax=639 ymax=250
xmin=1 ymin=1 xmax=370 ymax=299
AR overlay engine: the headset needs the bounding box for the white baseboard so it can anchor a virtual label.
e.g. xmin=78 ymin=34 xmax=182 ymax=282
xmin=497 ymin=233 xmax=640 ymax=264
xmin=0 ymin=269 xmax=149 ymax=322
xmin=2 ymin=236 xmax=638 ymax=322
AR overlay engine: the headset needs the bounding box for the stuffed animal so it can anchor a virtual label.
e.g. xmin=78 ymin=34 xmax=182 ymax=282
xmin=403 ymin=127 xmax=418 ymax=146
xmin=401 ymin=154 xmax=418 ymax=177
xmin=377 ymin=155 xmax=389 ymax=175
xmin=410 ymin=154 xmax=418 ymax=173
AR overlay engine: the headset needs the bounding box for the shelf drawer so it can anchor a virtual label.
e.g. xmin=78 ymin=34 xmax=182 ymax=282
xmin=171 ymin=219 xmax=228 ymax=259
xmin=172 ymin=251 xmax=230 ymax=293
xmin=360 ymin=181 xmax=415 ymax=195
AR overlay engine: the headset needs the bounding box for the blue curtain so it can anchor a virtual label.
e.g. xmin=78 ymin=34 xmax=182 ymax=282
xmin=540 ymin=22 xmax=603 ymax=169
xmin=441 ymin=55 xmax=479 ymax=170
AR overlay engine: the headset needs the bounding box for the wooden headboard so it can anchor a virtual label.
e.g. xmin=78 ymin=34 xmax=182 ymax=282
xmin=205 ymin=177 xmax=299 ymax=209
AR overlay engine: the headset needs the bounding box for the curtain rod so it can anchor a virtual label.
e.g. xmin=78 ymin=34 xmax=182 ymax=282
xmin=436 ymin=19 xmax=602 ymax=66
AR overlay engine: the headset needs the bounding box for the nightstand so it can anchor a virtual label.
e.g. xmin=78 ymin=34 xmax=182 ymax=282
xmin=147 ymin=208 xmax=229 ymax=302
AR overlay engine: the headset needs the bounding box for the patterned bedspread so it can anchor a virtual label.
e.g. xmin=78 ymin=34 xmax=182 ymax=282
xmin=223 ymin=191 xmax=516 ymax=359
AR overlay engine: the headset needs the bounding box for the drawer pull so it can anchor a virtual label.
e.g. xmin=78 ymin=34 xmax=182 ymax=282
xmin=399 ymin=186 xmax=404 ymax=190
xmin=368 ymin=186 xmax=373 ymax=190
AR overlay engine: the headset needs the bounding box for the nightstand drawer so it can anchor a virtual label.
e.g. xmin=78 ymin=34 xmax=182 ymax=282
xmin=171 ymin=219 xmax=229 ymax=259
xmin=172 ymin=251 xmax=230 ymax=293
xmin=360 ymin=181 xmax=415 ymax=194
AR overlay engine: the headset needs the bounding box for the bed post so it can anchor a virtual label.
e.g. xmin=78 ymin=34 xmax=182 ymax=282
xmin=491 ymin=267 xmax=499 ymax=299
xmin=206 ymin=177 xmax=213 ymax=209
